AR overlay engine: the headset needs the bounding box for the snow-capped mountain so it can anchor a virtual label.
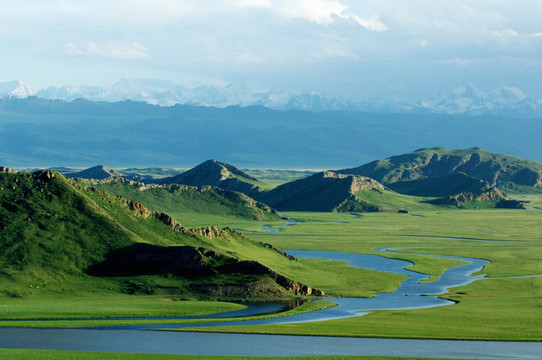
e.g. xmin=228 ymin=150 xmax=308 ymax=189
xmin=0 ymin=81 xmax=38 ymax=98
xmin=419 ymin=84 xmax=539 ymax=116
xmin=1 ymin=79 xmax=540 ymax=117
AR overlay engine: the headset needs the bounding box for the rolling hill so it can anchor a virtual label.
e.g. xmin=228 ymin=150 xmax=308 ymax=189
xmin=338 ymin=147 xmax=542 ymax=194
xmin=254 ymin=171 xmax=392 ymax=212
xmin=156 ymin=160 xmax=271 ymax=195
xmin=0 ymin=168 xmax=321 ymax=298
xmin=65 ymin=165 xmax=125 ymax=180
xmin=81 ymin=177 xmax=281 ymax=222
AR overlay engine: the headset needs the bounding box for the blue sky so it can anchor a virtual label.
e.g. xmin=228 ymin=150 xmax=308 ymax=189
xmin=1 ymin=0 xmax=540 ymax=100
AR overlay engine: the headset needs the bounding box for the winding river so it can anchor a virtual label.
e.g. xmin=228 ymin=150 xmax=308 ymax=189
xmin=1 ymin=247 xmax=541 ymax=358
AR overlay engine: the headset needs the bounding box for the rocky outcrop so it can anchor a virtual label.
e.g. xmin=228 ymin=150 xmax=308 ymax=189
xmin=189 ymin=278 xmax=289 ymax=298
xmin=116 ymin=195 xmax=253 ymax=240
xmin=32 ymin=170 xmax=57 ymax=181
xmin=87 ymin=178 xmax=280 ymax=221
xmin=220 ymin=260 xmax=324 ymax=296
xmin=258 ymin=242 xmax=298 ymax=261
xmin=0 ymin=166 xmax=16 ymax=174
xmin=433 ymin=188 xmax=507 ymax=207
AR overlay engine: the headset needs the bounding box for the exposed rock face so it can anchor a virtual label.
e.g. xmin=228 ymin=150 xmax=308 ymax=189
xmin=88 ymin=177 xmax=280 ymax=221
xmin=0 ymin=166 xmax=16 ymax=174
xmin=33 ymin=170 xmax=56 ymax=181
xmin=434 ymin=188 xmax=507 ymax=207
xmin=258 ymin=242 xmax=298 ymax=261
xmin=189 ymin=278 xmax=289 ymax=298
xmin=220 ymin=260 xmax=324 ymax=296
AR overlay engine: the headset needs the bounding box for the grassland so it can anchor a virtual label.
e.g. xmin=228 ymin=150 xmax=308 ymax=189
xmin=173 ymin=195 xmax=542 ymax=341
xmin=0 ymin=294 xmax=243 ymax=321
xmin=2 ymin=168 xmax=540 ymax=350
xmin=243 ymin=169 xmax=317 ymax=186
xmin=0 ymin=298 xmax=335 ymax=328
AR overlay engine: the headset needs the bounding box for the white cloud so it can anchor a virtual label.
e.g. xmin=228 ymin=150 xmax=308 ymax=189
xmin=346 ymin=14 xmax=387 ymax=32
xmin=65 ymin=42 xmax=151 ymax=60
xmin=274 ymin=0 xmax=346 ymax=24
xmin=439 ymin=57 xmax=483 ymax=67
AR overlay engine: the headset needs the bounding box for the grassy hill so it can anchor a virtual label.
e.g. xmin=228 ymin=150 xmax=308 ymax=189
xmin=338 ymin=147 xmax=542 ymax=194
xmin=157 ymin=160 xmax=272 ymax=195
xmin=255 ymin=171 xmax=395 ymax=212
xmin=80 ymin=177 xmax=281 ymax=223
xmin=0 ymin=169 xmax=320 ymax=299
xmin=388 ymin=172 xmax=492 ymax=197
xmin=65 ymin=165 xmax=124 ymax=180
xmin=254 ymin=169 xmax=513 ymax=211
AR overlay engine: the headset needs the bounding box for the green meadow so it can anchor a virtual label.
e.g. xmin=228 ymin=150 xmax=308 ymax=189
xmin=3 ymin=196 xmax=540 ymax=341
xmin=171 ymin=195 xmax=542 ymax=341
xmin=1 ymin=166 xmax=541 ymax=360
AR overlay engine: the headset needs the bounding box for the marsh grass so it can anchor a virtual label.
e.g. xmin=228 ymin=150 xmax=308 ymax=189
xmin=176 ymin=199 xmax=542 ymax=341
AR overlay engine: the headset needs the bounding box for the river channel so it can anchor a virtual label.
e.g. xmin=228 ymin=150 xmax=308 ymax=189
xmin=1 ymin=249 xmax=541 ymax=358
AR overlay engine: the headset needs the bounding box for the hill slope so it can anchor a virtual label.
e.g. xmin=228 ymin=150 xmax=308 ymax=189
xmin=255 ymin=171 xmax=391 ymax=212
xmin=82 ymin=177 xmax=281 ymax=222
xmin=157 ymin=160 xmax=270 ymax=195
xmin=65 ymin=165 xmax=124 ymax=180
xmin=0 ymin=169 xmax=320 ymax=298
xmin=338 ymin=147 xmax=542 ymax=193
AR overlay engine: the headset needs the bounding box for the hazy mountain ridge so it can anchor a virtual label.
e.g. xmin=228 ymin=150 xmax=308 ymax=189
xmin=1 ymin=97 xmax=540 ymax=168
xmin=1 ymin=79 xmax=540 ymax=117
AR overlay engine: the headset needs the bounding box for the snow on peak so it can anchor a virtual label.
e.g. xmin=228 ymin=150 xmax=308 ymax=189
xmin=0 ymin=80 xmax=38 ymax=98
xmin=0 ymin=79 xmax=540 ymax=117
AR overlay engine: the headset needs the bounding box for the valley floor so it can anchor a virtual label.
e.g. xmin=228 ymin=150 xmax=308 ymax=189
xmin=1 ymin=196 xmax=540 ymax=358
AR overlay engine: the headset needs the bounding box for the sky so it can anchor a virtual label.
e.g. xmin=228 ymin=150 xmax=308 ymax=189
xmin=1 ymin=0 xmax=541 ymax=100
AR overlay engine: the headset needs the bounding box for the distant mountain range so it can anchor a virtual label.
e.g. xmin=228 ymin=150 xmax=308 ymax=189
xmin=1 ymin=96 xmax=540 ymax=168
xmin=1 ymin=79 xmax=540 ymax=117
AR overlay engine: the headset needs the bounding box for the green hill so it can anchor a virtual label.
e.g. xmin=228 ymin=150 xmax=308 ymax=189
xmin=65 ymin=165 xmax=124 ymax=180
xmin=255 ymin=169 xmax=512 ymax=211
xmin=81 ymin=177 xmax=281 ymax=222
xmin=388 ymin=172 xmax=492 ymax=197
xmin=338 ymin=147 xmax=542 ymax=194
xmin=0 ymin=169 xmax=321 ymax=298
xmin=157 ymin=160 xmax=271 ymax=195
xmin=255 ymin=171 xmax=393 ymax=212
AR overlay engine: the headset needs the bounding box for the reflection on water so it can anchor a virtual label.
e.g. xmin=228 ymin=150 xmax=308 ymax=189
xmin=261 ymin=226 xmax=282 ymax=232
xmin=282 ymin=221 xmax=302 ymax=226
